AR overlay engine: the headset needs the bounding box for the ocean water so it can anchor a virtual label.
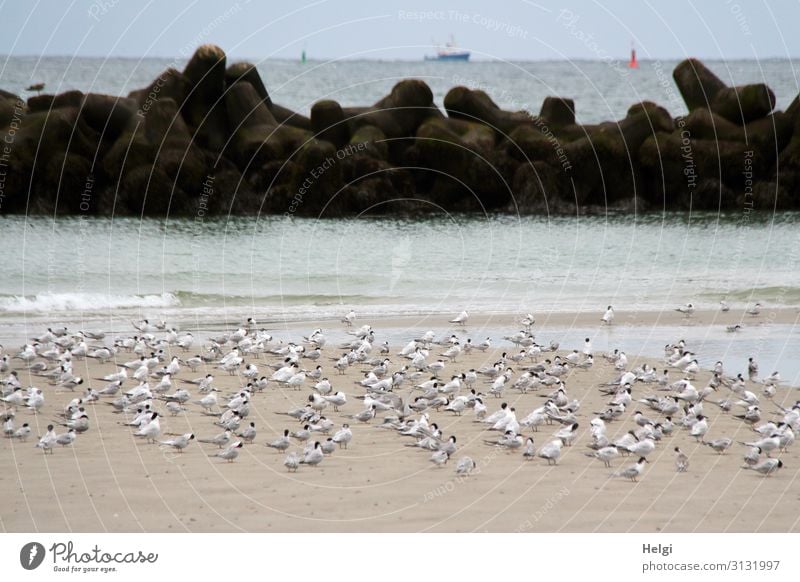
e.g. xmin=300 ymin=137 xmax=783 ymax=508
xmin=0 ymin=57 xmax=798 ymax=124
xmin=0 ymin=212 xmax=798 ymax=385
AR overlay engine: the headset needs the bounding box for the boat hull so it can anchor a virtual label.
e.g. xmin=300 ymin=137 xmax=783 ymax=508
xmin=425 ymin=52 xmax=470 ymax=61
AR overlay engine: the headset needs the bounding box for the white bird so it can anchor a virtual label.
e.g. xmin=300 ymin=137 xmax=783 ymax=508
xmin=613 ymin=457 xmax=648 ymax=482
xmin=449 ymin=311 xmax=469 ymax=326
xmin=702 ymin=437 xmax=732 ymax=454
xmin=11 ymin=423 xmax=31 ymax=441
xmin=193 ymin=390 xmax=219 ymax=413
xmin=430 ymin=450 xmax=449 ymax=467
xmin=198 ymin=430 xmax=232 ymax=449
xmin=266 ymin=429 xmax=291 ymax=451
xmin=537 ymin=438 xmax=563 ymax=465
xmin=674 ymin=447 xmax=689 ymax=472
xmin=332 ymin=424 xmax=352 ymax=449
xmin=746 ymin=302 xmax=762 ymax=316
xmin=690 ymin=415 xmax=708 ymax=441
xmin=237 ymin=422 xmax=257 ymax=444
xmin=456 ymin=456 xmax=476 ymax=475
xmin=35 ymin=424 xmax=58 ymax=453
xmin=743 ymin=458 xmax=783 ymax=476
xmin=300 ymin=441 xmax=324 ymax=466
xmin=720 ymin=300 xmax=730 ymax=312
xmin=585 ymin=445 xmax=619 ymax=468
xmin=211 ymin=441 xmax=243 ymax=462
xmin=675 ymin=303 xmax=695 ymax=317
xmin=522 ymin=437 xmax=536 ymax=460
xmin=601 ymin=306 xmax=614 ymax=325
xmin=341 ymin=310 xmax=356 ymax=327
xmin=133 ymin=412 xmax=161 ymax=443
xmin=55 ymin=429 xmax=77 ymax=448
xmin=284 ymin=452 xmax=300 ymax=472
xmin=323 ymin=391 xmax=347 ymax=411
xmin=739 ymin=434 xmax=781 ymax=457
xmin=620 ymin=436 xmax=656 ymax=457
xmin=159 ymin=433 xmax=195 ymax=452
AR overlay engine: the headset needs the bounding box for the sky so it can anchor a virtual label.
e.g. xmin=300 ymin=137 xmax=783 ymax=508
xmin=0 ymin=0 xmax=798 ymax=61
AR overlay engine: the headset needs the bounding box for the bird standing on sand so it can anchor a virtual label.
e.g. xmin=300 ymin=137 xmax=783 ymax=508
xmin=284 ymin=452 xmax=300 ymax=472
xmin=266 ymin=429 xmax=291 ymax=451
xmin=537 ymin=438 xmax=563 ymax=465
xmin=212 ymin=441 xmax=243 ymax=462
xmin=674 ymin=447 xmax=689 ymax=472
xmin=676 ymin=303 xmax=695 ymax=317
xmin=300 ymin=441 xmax=324 ymax=466
xmin=746 ymin=303 xmax=762 ymax=316
xmin=341 ymin=310 xmax=356 ymax=327
xmin=601 ymin=306 xmax=614 ymax=325
xmin=159 ymin=433 xmax=195 ymax=452
xmin=614 ymin=457 xmax=648 ymax=482
xmin=743 ymin=458 xmax=783 ymax=476
xmin=450 ymin=311 xmax=469 ymax=326
xmin=199 ymin=430 xmax=232 ymax=449
xmin=702 ymin=437 xmax=732 ymax=454
xmin=430 ymin=450 xmax=449 ymax=467
xmin=585 ymin=446 xmax=619 ymax=468
xmin=332 ymin=424 xmax=352 ymax=449
xmin=35 ymin=425 xmax=57 ymax=453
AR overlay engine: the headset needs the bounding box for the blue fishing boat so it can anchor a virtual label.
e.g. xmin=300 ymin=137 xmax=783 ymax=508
xmin=425 ymin=37 xmax=470 ymax=61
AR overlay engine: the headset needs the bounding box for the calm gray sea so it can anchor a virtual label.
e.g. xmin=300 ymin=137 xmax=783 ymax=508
xmin=1 ymin=57 xmax=798 ymax=123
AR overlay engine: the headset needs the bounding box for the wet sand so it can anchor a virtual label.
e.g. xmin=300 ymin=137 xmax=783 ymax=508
xmin=1 ymin=311 xmax=798 ymax=532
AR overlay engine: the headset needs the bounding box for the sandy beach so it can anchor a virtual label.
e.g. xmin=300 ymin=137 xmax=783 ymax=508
xmin=1 ymin=311 xmax=798 ymax=533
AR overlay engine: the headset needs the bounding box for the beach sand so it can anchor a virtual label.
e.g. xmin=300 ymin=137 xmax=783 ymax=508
xmin=1 ymin=311 xmax=798 ymax=533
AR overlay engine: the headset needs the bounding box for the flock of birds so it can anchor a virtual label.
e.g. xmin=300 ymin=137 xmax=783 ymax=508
xmin=0 ymin=301 xmax=793 ymax=489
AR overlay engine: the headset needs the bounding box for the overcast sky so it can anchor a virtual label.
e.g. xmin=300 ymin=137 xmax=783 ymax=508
xmin=1 ymin=0 xmax=798 ymax=61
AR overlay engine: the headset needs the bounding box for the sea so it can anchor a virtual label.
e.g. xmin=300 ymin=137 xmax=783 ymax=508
xmin=0 ymin=58 xmax=799 ymax=383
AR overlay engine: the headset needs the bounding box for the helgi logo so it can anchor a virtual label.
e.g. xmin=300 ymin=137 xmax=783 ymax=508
xmin=20 ymin=542 xmax=46 ymax=570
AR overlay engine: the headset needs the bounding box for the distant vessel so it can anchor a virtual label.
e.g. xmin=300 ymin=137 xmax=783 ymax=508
xmin=425 ymin=37 xmax=470 ymax=61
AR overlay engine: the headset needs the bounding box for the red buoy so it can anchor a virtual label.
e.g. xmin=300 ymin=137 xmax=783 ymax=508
xmin=629 ymin=46 xmax=638 ymax=69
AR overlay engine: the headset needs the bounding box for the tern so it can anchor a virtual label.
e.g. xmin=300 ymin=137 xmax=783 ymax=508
xmin=614 ymin=457 xmax=648 ymax=482
xmin=159 ymin=433 xmax=195 ymax=452
xmin=743 ymin=458 xmax=783 ymax=476
xmin=212 ymin=440 xmax=243 ymax=462
xmin=449 ymin=311 xmax=469 ymax=326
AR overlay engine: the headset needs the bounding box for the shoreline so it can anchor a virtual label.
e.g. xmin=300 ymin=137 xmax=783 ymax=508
xmin=1 ymin=314 xmax=799 ymax=532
